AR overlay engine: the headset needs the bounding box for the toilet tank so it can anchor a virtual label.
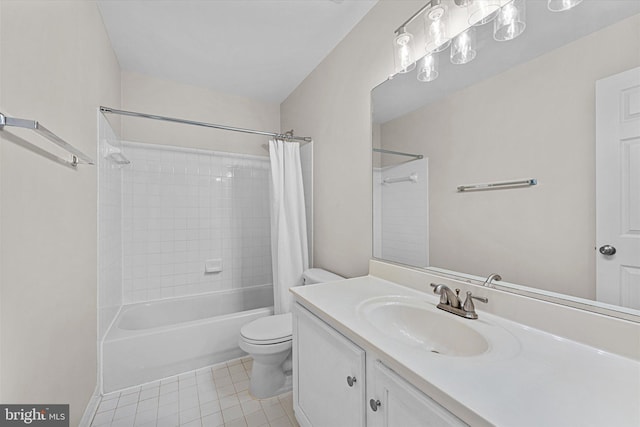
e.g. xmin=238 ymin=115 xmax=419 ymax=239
xmin=302 ymin=268 xmax=343 ymax=285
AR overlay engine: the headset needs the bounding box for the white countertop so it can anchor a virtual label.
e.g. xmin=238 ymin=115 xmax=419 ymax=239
xmin=291 ymin=276 xmax=640 ymax=427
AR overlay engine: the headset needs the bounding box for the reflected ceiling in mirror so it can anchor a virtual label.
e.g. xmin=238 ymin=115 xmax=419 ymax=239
xmin=372 ymin=0 xmax=640 ymax=320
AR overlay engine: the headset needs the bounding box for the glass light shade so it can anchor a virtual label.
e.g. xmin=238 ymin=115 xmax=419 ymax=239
xmin=450 ymin=27 xmax=476 ymax=65
xmin=394 ymin=30 xmax=416 ymax=73
xmin=417 ymin=54 xmax=439 ymax=82
xmin=547 ymin=0 xmax=583 ymax=12
xmin=468 ymin=1 xmax=501 ymax=26
xmin=494 ymin=0 xmax=526 ymax=42
xmin=424 ymin=4 xmax=451 ymax=53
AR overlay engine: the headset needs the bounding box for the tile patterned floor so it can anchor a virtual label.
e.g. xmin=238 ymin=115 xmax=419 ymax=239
xmin=90 ymin=357 xmax=300 ymax=427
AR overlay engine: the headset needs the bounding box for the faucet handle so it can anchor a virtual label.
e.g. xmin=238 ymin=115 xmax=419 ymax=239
xmin=463 ymin=291 xmax=488 ymax=313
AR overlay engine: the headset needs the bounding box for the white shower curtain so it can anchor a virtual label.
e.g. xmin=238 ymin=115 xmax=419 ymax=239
xmin=269 ymin=139 xmax=309 ymax=314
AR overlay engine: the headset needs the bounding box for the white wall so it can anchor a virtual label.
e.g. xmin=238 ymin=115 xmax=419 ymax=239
xmin=120 ymin=142 xmax=272 ymax=303
xmin=378 ymin=15 xmax=640 ymax=299
xmin=121 ymin=71 xmax=280 ymax=156
xmin=281 ymin=1 xmax=640 ymax=295
xmin=281 ymin=1 xmax=425 ymax=278
xmin=0 ymin=1 xmax=121 ymax=424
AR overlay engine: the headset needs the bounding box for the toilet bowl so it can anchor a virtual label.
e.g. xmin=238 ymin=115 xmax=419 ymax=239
xmin=238 ymin=268 xmax=343 ymax=398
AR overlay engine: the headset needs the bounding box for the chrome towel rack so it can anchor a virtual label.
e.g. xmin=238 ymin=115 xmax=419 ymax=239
xmin=373 ymin=148 xmax=423 ymax=160
xmin=457 ymin=178 xmax=537 ymax=192
xmin=383 ymin=173 xmax=418 ymax=184
xmin=0 ymin=112 xmax=94 ymax=167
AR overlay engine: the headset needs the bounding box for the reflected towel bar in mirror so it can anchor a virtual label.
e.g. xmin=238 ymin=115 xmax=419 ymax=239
xmin=457 ymin=179 xmax=537 ymax=192
xmin=382 ymin=173 xmax=418 ymax=184
xmin=373 ymin=148 xmax=423 ymax=160
xmin=383 ymin=173 xmax=418 ymax=184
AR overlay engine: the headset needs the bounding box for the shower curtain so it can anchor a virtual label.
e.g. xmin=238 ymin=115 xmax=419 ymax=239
xmin=268 ymin=139 xmax=309 ymax=314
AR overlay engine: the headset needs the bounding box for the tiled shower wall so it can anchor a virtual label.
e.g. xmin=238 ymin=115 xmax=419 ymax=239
xmin=373 ymin=158 xmax=429 ymax=268
xmin=121 ymin=142 xmax=272 ymax=304
xmin=98 ymin=115 xmax=123 ymax=340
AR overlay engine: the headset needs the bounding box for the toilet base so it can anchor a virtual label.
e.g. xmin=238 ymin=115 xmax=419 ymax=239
xmin=249 ymin=370 xmax=292 ymax=399
xmin=248 ymin=353 xmax=292 ymax=399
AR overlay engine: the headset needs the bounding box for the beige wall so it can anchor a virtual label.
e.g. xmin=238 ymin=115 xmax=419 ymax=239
xmin=379 ymin=15 xmax=640 ymax=299
xmin=0 ymin=0 xmax=121 ymax=423
xmin=281 ymin=1 xmax=425 ymax=278
xmin=121 ymin=71 xmax=280 ymax=156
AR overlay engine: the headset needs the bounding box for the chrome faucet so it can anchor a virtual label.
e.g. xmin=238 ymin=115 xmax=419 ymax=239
xmin=432 ymin=283 xmax=462 ymax=308
xmin=430 ymin=283 xmax=488 ymax=320
xmin=482 ymin=273 xmax=502 ymax=288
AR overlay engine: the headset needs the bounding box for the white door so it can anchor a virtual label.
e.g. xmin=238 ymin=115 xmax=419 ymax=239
xmin=596 ymin=67 xmax=640 ymax=309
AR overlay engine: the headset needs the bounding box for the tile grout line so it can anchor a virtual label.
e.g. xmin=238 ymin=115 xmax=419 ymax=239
xmin=91 ymin=356 xmax=298 ymax=427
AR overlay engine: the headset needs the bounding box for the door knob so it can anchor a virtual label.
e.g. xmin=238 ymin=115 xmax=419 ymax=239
xmin=599 ymin=245 xmax=616 ymax=256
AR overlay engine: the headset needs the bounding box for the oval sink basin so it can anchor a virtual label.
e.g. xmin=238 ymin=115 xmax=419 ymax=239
xmin=358 ymin=296 xmax=489 ymax=357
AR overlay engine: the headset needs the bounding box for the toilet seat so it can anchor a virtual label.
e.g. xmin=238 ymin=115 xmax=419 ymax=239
xmin=240 ymin=313 xmax=292 ymax=345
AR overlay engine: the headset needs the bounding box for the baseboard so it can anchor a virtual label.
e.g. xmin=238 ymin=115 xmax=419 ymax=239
xmin=78 ymin=385 xmax=101 ymax=427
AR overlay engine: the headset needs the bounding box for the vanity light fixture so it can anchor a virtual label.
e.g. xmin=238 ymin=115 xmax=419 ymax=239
xmin=468 ymin=0 xmax=502 ymax=26
xmin=494 ymin=0 xmax=526 ymax=42
xmin=394 ymin=27 xmax=417 ymax=73
xmin=393 ymin=0 xmax=584 ymax=84
xmin=417 ymin=53 xmax=439 ymax=82
xmin=547 ymin=0 xmax=583 ymax=12
xmin=425 ymin=0 xmax=451 ymax=53
xmin=451 ymin=27 xmax=477 ymax=64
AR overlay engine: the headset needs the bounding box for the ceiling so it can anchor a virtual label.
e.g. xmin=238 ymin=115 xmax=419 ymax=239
xmin=97 ymin=0 xmax=378 ymax=104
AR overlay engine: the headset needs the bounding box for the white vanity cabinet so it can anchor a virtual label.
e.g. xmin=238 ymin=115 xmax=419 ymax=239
xmin=293 ymin=303 xmax=367 ymax=427
xmin=293 ymin=303 xmax=467 ymax=427
xmin=369 ymin=361 xmax=467 ymax=427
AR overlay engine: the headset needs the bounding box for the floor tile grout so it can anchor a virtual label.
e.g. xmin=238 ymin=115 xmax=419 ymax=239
xmin=91 ymin=357 xmax=299 ymax=427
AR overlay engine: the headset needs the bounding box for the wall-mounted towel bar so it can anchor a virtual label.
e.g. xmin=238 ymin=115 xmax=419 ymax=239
xmin=457 ymin=178 xmax=537 ymax=192
xmin=383 ymin=173 xmax=418 ymax=184
xmin=0 ymin=112 xmax=94 ymax=167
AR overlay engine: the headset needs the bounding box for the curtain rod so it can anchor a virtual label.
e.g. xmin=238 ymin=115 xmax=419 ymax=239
xmin=99 ymin=106 xmax=312 ymax=143
xmin=373 ymin=148 xmax=423 ymax=159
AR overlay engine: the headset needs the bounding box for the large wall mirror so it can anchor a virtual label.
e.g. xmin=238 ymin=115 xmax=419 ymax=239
xmin=372 ymin=0 xmax=640 ymax=319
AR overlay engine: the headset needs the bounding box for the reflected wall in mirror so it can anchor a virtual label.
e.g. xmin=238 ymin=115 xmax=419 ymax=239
xmin=372 ymin=0 xmax=640 ymax=317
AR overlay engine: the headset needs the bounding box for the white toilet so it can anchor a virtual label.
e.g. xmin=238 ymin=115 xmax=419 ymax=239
xmin=239 ymin=268 xmax=343 ymax=398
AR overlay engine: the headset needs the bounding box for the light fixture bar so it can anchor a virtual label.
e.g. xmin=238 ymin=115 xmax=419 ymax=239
xmin=394 ymin=0 xmax=436 ymax=34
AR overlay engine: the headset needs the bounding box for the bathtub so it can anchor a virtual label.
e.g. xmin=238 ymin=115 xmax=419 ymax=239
xmin=102 ymin=284 xmax=273 ymax=393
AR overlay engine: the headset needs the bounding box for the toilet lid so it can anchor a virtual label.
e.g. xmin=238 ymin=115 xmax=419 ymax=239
xmin=240 ymin=313 xmax=292 ymax=344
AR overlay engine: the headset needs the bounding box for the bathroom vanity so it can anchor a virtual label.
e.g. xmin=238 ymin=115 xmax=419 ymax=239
xmin=290 ymin=266 xmax=640 ymax=427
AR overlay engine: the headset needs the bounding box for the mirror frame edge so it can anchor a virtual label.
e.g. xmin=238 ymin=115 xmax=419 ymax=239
xmin=370 ymin=256 xmax=640 ymax=323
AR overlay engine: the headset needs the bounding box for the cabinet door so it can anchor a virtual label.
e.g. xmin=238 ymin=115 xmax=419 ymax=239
xmin=370 ymin=361 xmax=468 ymax=427
xmin=293 ymin=304 xmax=366 ymax=427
